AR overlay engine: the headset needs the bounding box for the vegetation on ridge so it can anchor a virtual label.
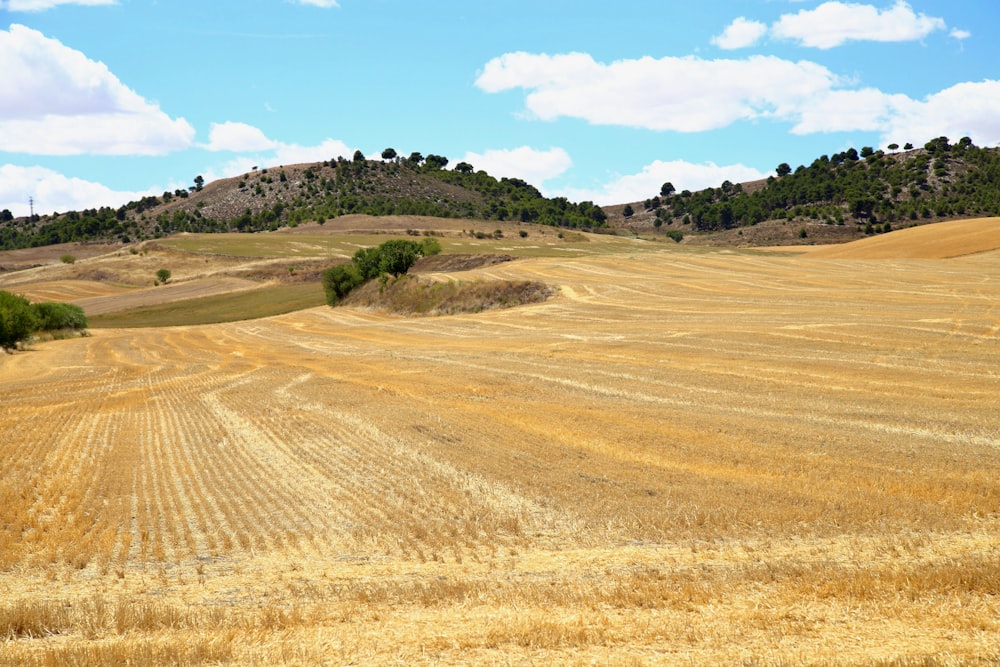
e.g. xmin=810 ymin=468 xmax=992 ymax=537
xmin=0 ymin=153 xmax=607 ymax=250
xmin=637 ymin=136 xmax=1000 ymax=235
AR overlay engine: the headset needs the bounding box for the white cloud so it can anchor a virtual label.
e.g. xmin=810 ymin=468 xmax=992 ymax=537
xmin=1 ymin=0 xmax=115 ymax=10
xmin=0 ymin=24 xmax=194 ymax=155
xmin=295 ymin=0 xmax=338 ymax=7
xmin=0 ymin=164 xmax=156 ymax=217
xmin=557 ymin=160 xmax=770 ymax=207
xmin=949 ymin=28 xmax=971 ymax=41
xmin=204 ymin=122 xmax=278 ymax=152
xmin=712 ymin=17 xmax=768 ymax=49
xmin=456 ymin=146 xmax=572 ymax=187
xmin=771 ymin=1 xmax=946 ymax=49
xmin=476 ymin=52 xmax=837 ymax=132
xmin=881 ymin=80 xmax=1000 ymax=149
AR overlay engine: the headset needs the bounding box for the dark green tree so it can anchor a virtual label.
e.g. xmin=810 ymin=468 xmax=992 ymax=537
xmin=424 ymin=154 xmax=449 ymax=170
xmin=776 ymin=163 xmax=792 ymax=177
xmin=321 ymin=263 xmax=364 ymax=306
xmin=381 ymin=148 xmax=397 ymax=161
xmin=193 ymin=175 xmax=205 ymax=191
xmin=660 ymin=182 xmax=675 ymax=197
xmin=353 ymin=149 xmax=365 ymax=162
xmin=0 ymin=291 xmax=39 ymax=351
xmin=455 ymin=162 xmax=474 ymax=174
xmin=622 ymin=204 xmax=634 ymax=218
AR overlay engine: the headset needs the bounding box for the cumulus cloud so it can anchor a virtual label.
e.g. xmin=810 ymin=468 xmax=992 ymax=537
xmin=455 ymin=146 xmax=572 ymax=187
xmin=204 ymin=122 xmax=279 ymax=152
xmin=881 ymin=80 xmax=1000 ymax=149
xmin=0 ymin=24 xmax=194 ymax=155
xmin=1 ymin=0 xmax=115 ymax=10
xmin=712 ymin=17 xmax=768 ymax=50
xmin=477 ymin=48 xmax=1000 ymax=150
xmin=949 ymin=28 xmax=971 ymax=41
xmin=476 ymin=52 xmax=837 ymax=132
xmin=557 ymin=161 xmax=770 ymax=208
xmin=0 ymin=164 xmax=156 ymax=217
xmin=771 ymin=1 xmax=946 ymax=49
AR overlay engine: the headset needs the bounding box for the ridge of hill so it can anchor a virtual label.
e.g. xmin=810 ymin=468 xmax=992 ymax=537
xmin=0 ymin=156 xmax=607 ymax=250
xmin=608 ymin=136 xmax=1000 ymax=246
xmin=5 ymin=137 xmax=1000 ymax=251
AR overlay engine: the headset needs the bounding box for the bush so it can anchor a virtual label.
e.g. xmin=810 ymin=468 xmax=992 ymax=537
xmin=0 ymin=291 xmax=39 ymax=351
xmin=155 ymin=268 xmax=171 ymax=284
xmin=60 ymin=254 xmax=75 ymax=264
xmin=32 ymin=302 xmax=88 ymax=331
xmin=665 ymin=230 xmax=684 ymax=243
xmin=321 ymin=263 xmax=364 ymax=306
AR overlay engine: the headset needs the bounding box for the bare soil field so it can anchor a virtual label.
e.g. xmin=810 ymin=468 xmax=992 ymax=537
xmin=1 ymin=220 xmax=999 ymax=665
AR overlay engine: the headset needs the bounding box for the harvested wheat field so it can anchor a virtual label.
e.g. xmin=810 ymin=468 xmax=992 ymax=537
xmin=1 ymin=222 xmax=999 ymax=665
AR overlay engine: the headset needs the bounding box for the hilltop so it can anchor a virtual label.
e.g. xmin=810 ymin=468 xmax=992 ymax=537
xmin=0 ymin=154 xmax=607 ymax=250
xmin=4 ymin=137 xmax=1000 ymax=252
xmin=606 ymin=136 xmax=1000 ymax=246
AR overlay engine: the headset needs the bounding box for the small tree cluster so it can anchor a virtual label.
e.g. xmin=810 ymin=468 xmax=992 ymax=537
xmin=322 ymin=238 xmax=441 ymax=306
xmin=0 ymin=290 xmax=88 ymax=351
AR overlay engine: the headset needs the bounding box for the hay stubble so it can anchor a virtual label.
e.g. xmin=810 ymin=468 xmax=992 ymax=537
xmin=1 ymin=243 xmax=998 ymax=665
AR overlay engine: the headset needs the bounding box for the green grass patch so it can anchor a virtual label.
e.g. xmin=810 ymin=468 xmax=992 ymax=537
xmin=88 ymin=283 xmax=325 ymax=328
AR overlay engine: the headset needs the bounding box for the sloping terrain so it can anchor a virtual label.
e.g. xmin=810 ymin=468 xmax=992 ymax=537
xmin=1 ymin=224 xmax=998 ymax=665
xmin=805 ymin=216 xmax=1000 ymax=259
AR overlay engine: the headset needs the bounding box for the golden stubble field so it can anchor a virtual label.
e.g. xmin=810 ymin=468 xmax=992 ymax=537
xmin=1 ymin=220 xmax=999 ymax=665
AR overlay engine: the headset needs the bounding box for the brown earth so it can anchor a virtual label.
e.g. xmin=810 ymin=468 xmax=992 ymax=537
xmin=1 ymin=220 xmax=999 ymax=665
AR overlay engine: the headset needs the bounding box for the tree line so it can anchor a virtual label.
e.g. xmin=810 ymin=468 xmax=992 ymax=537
xmin=643 ymin=137 xmax=1000 ymax=234
xmin=0 ymin=154 xmax=607 ymax=250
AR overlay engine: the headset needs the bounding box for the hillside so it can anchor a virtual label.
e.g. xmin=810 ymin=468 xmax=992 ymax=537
xmin=609 ymin=136 xmax=1000 ymax=246
xmin=0 ymin=156 xmax=607 ymax=250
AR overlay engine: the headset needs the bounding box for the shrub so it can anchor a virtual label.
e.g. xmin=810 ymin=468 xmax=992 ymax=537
xmin=665 ymin=230 xmax=684 ymax=243
xmin=156 ymin=269 xmax=171 ymax=284
xmin=60 ymin=254 xmax=76 ymax=264
xmin=0 ymin=291 xmax=39 ymax=351
xmin=32 ymin=302 xmax=88 ymax=331
xmin=321 ymin=263 xmax=364 ymax=306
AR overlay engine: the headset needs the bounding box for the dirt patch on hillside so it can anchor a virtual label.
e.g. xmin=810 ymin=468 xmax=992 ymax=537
xmin=345 ymin=274 xmax=552 ymax=315
xmin=412 ymin=253 xmax=515 ymax=273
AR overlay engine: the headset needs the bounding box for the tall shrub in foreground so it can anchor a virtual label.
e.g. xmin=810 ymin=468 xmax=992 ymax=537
xmin=0 ymin=291 xmax=39 ymax=351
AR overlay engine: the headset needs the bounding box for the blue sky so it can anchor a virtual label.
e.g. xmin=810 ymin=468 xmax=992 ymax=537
xmin=1 ymin=0 xmax=997 ymax=216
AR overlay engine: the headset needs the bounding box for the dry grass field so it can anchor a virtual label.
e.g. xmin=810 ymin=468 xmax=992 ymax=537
xmin=1 ymin=219 xmax=999 ymax=665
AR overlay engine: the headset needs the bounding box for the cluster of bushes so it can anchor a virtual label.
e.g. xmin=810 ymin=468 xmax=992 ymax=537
xmin=0 ymin=291 xmax=88 ymax=351
xmin=321 ymin=238 xmax=441 ymax=306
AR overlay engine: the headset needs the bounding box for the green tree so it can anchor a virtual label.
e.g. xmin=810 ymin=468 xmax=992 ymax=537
xmin=660 ymin=182 xmax=675 ymax=197
xmin=0 ymin=291 xmax=39 ymax=351
xmin=776 ymin=163 xmax=792 ymax=177
xmin=353 ymin=149 xmax=365 ymax=162
xmin=622 ymin=204 xmax=634 ymax=218
xmin=156 ymin=268 xmax=171 ymax=284
xmin=321 ymin=263 xmax=364 ymax=306
xmin=455 ymin=161 xmax=474 ymax=174
xmin=32 ymin=301 xmax=87 ymax=331
xmin=381 ymin=147 xmax=397 ymax=161
xmin=424 ymin=154 xmax=449 ymax=170
xmin=193 ymin=175 xmax=205 ymax=191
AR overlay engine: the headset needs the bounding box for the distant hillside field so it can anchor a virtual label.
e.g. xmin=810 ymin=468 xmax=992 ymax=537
xmin=805 ymin=216 xmax=1000 ymax=259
